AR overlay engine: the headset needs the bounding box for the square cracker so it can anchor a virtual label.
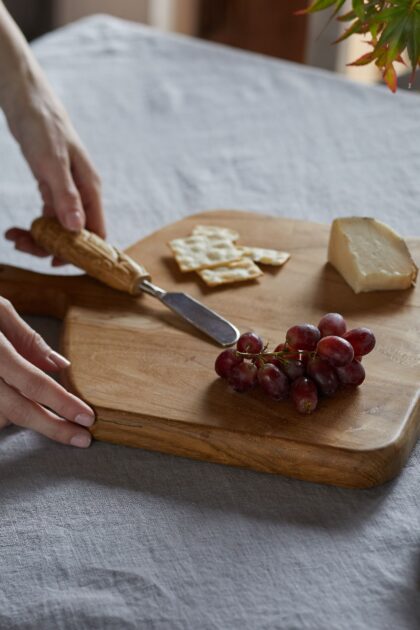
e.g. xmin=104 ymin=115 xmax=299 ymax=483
xmin=197 ymin=258 xmax=263 ymax=287
xmin=192 ymin=225 xmax=240 ymax=242
xmin=238 ymin=246 xmax=290 ymax=266
xmin=169 ymin=234 xmax=242 ymax=272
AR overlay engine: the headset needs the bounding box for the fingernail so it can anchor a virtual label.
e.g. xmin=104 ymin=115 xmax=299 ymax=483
xmin=70 ymin=433 xmax=92 ymax=448
xmin=74 ymin=413 xmax=95 ymax=427
xmin=49 ymin=351 xmax=71 ymax=369
xmin=65 ymin=211 xmax=83 ymax=231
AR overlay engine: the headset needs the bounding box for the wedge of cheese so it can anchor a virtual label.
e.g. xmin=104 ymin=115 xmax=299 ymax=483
xmin=328 ymin=217 xmax=418 ymax=293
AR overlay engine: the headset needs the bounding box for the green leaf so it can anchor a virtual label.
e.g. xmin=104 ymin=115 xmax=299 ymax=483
xmin=406 ymin=12 xmax=420 ymax=70
xmin=347 ymin=51 xmax=378 ymax=66
xmin=377 ymin=13 xmax=406 ymax=43
xmin=369 ymin=22 xmax=380 ymax=39
xmin=368 ymin=7 xmax=407 ymax=25
xmin=383 ymin=64 xmax=397 ymax=92
xmin=377 ymin=15 xmax=409 ymax=64
xmin=353 ymin=0 xmax=365 ymax=20
xmin=337 ymin=10 xmax=356 ymax=22
xmin=334 ymin=18 xmax=367 ymax=43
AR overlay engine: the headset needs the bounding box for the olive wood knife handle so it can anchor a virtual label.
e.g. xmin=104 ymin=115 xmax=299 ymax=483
xmin=31 ymin=217 xmax=150 ymax=295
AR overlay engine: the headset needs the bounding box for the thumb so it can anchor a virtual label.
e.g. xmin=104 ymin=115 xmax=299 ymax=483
xmin=0 ymin=298 xmax=70 ymax=372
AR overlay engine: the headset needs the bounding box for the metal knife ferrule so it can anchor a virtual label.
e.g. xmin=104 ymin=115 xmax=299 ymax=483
xmin=139 ymin=279 xmax=167 ymax=299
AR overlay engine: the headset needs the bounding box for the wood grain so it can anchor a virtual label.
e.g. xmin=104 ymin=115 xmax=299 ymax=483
xmin=2 ymin=210 xmax=419 ymax=488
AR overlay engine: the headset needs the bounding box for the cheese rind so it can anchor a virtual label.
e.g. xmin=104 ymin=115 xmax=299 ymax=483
xmin=328 ymin=217 xmax=418 ymax=293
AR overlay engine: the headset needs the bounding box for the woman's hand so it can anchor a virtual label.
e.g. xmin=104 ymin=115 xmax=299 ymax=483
xmin=0 ymin=3 xmax=98 ymax=448
xmin=0 ymin=297 xmax=94 ymax=447
xmin=0 ymin=1 xmax=106 ymax=261
xmin=4 ymin=83 xmax=106 ymax=263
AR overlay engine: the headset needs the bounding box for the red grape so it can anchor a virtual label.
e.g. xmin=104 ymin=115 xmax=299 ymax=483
xmin=265 ymin=357 xmax=282 ymax=369
xmin=343 ymin=328 xmax=376 ymax=356
xmin=280 ymin=358 xmax=306 ymax=381
xmin=336 ymin=360 xmax=366 ymax=386
xmin=274 ymin=342 xmax=287 ymax=353
xmin=215 ymin=349 xmax=242 ymax=379
xmin=215 ymin=315 xmax=374 ymax=412
xmin=286 ymin=324 xmax=321 ymax=351
xmin=237 ymin=332 xmax=264 ymax=354
xmin=257 ymin=364 xmax=289 ymax=400
xmin=318 ymin=312 xmax=346 ymax=337
xmin=307 ymin=356 xmax=339 ymax=397
xmin=228 ymin=362 xmax=258 ymax=392
xmin=291 ymin=377 xmax=318 ymax=414
xmin=316 ymin=336 xmax=354 ymax=367
xmin=274 ymin=342 xmax=287 ymax=352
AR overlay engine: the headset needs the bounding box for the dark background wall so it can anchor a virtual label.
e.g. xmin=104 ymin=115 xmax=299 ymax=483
xmin=4 ymin=0 xmax=307 ymax=62
xmin=4 ymin=0 xmax=54 ymax=40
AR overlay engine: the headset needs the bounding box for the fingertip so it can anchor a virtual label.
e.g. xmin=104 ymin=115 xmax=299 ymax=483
xmin=5 ymin=227 xmax=25 ymax=241
xmin=74 ymin=413 xmax=95 ymax=428
xmin=70 ymin=433 xmax=92 ymax=448
xmin=63 ymin=209 xmax=85 ymax=232
xmin=48 ymin=351 xmax=71 ymax=369
xmin=49 ymin=175 xmax=85 ymax=232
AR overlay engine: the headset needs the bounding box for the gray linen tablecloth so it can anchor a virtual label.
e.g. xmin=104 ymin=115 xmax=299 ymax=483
xmin=0 ymin=16 xmax=419 ymax=630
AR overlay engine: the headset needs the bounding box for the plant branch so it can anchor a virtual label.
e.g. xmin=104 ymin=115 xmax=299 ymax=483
xmin=297 ymin=0 xmax=420 ymax=92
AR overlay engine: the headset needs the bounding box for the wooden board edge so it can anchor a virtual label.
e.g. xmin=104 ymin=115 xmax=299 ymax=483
xmin=89 ymin=406 xmax=420 ymax=489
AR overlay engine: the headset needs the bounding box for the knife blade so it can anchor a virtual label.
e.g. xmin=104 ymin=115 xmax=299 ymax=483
xmin=30 ymin=217 xmax=239 ymax=347
xmin=139 ymin=279 xmax=239 ymax=346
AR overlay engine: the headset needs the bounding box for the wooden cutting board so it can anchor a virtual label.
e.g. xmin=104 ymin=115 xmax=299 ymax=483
xmin=1 ymin=210 xmax=419 ymax=488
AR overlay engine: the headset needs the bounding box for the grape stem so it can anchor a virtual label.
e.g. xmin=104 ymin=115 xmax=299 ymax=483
xmin=235 ymin=350 xmax=314 ymax=362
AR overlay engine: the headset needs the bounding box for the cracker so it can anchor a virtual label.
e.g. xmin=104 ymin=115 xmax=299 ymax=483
xmin=169 ymin=234 xmax=242 ymax=272
xmin=192 ymin=225 xmax=240 ymax=242
xmin=197 ymin=258 xmax=263 ymax=287
xmin=238 ymin=246 xmax=290 ymax=266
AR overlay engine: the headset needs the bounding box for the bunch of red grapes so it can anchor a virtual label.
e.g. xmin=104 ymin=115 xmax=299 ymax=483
xmin=215 ymin=313 xmax=375 ymax=414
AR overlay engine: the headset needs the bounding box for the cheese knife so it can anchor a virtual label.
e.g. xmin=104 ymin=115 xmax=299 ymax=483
xmin=31 ymin=217 xmax=239 ymax=347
